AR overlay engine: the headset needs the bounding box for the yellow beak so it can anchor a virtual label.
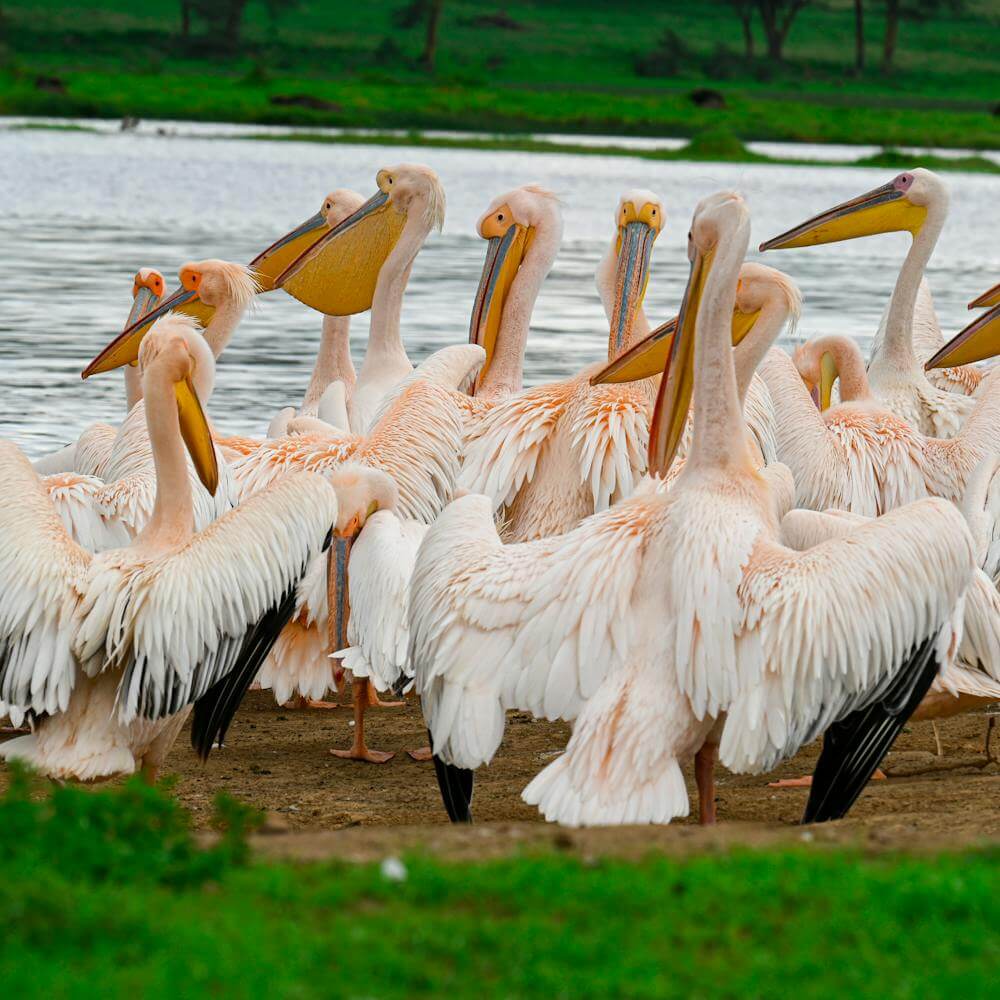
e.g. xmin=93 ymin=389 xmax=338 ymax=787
xmin=277 ymin=189 xmax=407 ymax=315
xmin=647 ymin=247 xmax=712 ymax=476
xmin=469 ymin=224 xmax=533 ymax=393
xmin=759 ymin=181 xmax=926 ymax=251
xmin=83 ymin=286 xmax=214 ymax=378
xmin=590 ymin=304 xmax=759 ymax=386
xmin=609 ymin=220 xmax=657 ymax=357
xmin=818 ymin=352 xmax=838 ymax=410
xmin=969 ymin=281 xmax=1000 ymax=310
xmin=250 ymin=210 xmax=330 ymax=293
xmin=926 ymin=303 xmax=1000 ymax=369
xmin=175 ymin=373 xmax=219 ymax=495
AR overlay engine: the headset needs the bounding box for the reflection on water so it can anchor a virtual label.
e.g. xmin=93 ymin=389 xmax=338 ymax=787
xmin=1 ymin=122 xmax=998 ymax=457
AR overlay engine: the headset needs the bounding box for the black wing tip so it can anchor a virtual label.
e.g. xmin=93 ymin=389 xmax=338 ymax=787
xmin=802 ymin=635 xmax=938 ymax=824
xmin=429 ymin=738 xmax=474 ymax=823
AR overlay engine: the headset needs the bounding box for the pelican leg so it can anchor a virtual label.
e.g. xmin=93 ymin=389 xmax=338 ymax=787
xmin=695 ymin=741 xmax=718 ymax=825
xmin=407 ymin=746 xmax=433 ymax=761
xmin=366 ymin=683 xmax=403 ymax=710
xmin=985 ymin=715 xmax=997 ymax=762
xmin=931 ymin=720 xmax=943 ymax=757
xmin=329 ymin=678 xmax=395 ymax=763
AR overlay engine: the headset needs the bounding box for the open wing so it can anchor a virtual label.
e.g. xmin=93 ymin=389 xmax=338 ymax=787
xmin=357 ymin=380 xmax=465 ymax=524
xmin=410 ymin=492 xmax=657 ymax=769
xmin=0 ymin=442 xmax=91 ymax=721
xmin=341 ymin=512 xmax=426 ymax=691
xmin=722 ymin=497 xmax=974 ymax=774
xmin=78 ymin=472 xmax=337 ymax=730
xmin=459 ymin=379 xmax=575 ymax=507
xmin=568 ymin=378 xmax=651 ymax=512
xmin=42 ymin=473 xmax=131 ymax=552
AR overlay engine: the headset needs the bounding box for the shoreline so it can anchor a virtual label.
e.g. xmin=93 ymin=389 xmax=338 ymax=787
xmin=9 ymin=118 xmax=1000 ymax=176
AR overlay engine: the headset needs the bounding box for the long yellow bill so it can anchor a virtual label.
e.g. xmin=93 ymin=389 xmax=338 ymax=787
xmin=83 ymin=286 xmax=214 ymax=378
xmin=127 ymin=284 xmax=162 ymax=330
xmin=591 ymin=304 xmax=759 ymax=385
xmin=468 ymin=224 xmax=533 ymax=392
xmin=250 ymin=210 xmax=329 ymax=293
xmin=818 ymin=351 xmax=838 ymax=411
xmin=969 ymin=281 xmax=1000 ymax=310
xmin=647 ymin=248 xmax=712 ymax=476
xmin=759 ymin=178 xmax=926 ymax=251
xmin=609 ymin=220 xmax=657 ymax=357
xmin=277 ymin=189 xmax=406 ymax=315
xmin=925 ymin=303 xmax=1000 ymax=370
xmin=175 ymin=373 xmax=219 ymax=495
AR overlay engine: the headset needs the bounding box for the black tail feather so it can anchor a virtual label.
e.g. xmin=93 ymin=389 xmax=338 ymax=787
xmin=429 ymin=730 xmax=474 ymax=823
xmin=190 ymin=583 xmax=299 ymax=761
xmin=803 ymin=635 xmax=938 ymax=824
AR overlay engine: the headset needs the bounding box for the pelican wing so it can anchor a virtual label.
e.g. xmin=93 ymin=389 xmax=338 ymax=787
xmin=357 ymin=380 xmax=464 ymax=524
xmin=722 ymin=497 xmax=974 ymax=774
xmin=232 ymin=433 xmax=360 ymax=498
xmin=42 ymin=473 xmax=131 ymax=552
xmin=459 ymin=380 xmax=575 ymax=507
xmin=85 ymin=472 xmax=337 ymax=728
xmin=744 ymin=374 xmax=778 ymax=465
xmin=341 ymin=512 xmax=427 ymax=691
xmin=74 ymin=422 xmax=118 ymax=478
xmin=0 ymin=442 xmax=91 ymax=720
xmin=569 ymin=379 xmax=651 ymax=512
xmin=410 ymin=492 xmax=655 ymax=769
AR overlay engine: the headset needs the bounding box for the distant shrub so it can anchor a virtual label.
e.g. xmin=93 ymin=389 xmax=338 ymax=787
xmin=685 ymin=127 xmax=748 ymax=159
xmin=702 ymin=43 xmax=739 ymax=80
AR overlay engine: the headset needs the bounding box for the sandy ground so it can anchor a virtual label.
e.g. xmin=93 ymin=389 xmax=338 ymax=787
xmin=2 ymin=692 xmax=998 ymax=861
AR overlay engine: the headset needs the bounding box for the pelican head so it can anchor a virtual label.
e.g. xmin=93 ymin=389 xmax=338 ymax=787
xmin=276 ymin=163 xmax=445 ymax=316
xmin=607 ymin=189 xmax=664 ymax=356
xmin=138 ymin=313 xmax=219 ymax=495
xmin=969 ymin=281 xmax=1000 ymax=310
xmin=127 ymin=267 xmax=166 ymax=329
xmin=648 ymin=191 xmax=749 ymax=475
xmin=793 ymin=339 xmax=842 ymax=411
xmin=469 ymin=185 xmax=562 ymax=391
xmin=325 ymin=464 xmax=399 ymax=538
xmin=591 ymin=260 xmax=796 ymax=386
xmin=251 ymin=189 xmax=366 ymax=293
xmin=759 ymin=168 xmax=945 ymax=252
xmin=84 ymin=260 xmax=258 ymax=378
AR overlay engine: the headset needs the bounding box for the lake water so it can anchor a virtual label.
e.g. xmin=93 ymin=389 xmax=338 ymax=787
xmin=2 ymin=119 xmax=998 ymax=457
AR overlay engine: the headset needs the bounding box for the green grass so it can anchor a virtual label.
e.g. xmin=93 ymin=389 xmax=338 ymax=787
xmin=2 ymin=1 xmax=999 ymax=149
xmin=1 ymin=771 xmax=998 ymax=998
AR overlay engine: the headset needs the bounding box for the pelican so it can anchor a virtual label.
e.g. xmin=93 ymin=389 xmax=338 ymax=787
xmin=411 ymin=191 xmax=974 ymax=827
xmin=32 ymin=267 xmax=165 ymax=478
xmin=276 ymin=164 xmax=447 ymax=433
xmin=460 ymin=191 xmax=665 ymax=540
xmin=760 ymin=168 xmax=975 ymax=436
xmin=766 ymin=331 xmax=1000 ymax=516
xmin=0 ymin=315 xmax=337 ymax=780
xmin=925 ymin=291 xmax=1000 ymax=373
xmin=460 ymin=184 xmax=563 ymax=418
xmin=969 ymin=282 xmax=1000 ymax=309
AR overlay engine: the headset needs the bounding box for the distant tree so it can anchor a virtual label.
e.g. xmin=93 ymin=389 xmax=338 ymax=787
xmin=882 ymin=0 xmax=965 ymax=73
xmin=182 ymin=0 xmax=298 ymax=49
xmin=755 ymin=0 xmax=811 ymax=63
xmin=394 ymin=0 xmax=447 ymax=73
xmin=854 ymin=0 xmax=865 ymax=71
xmin=421 ymin=0 xmax=445 ymax=71
xmin=729 ymin=1 xmax=755 ymax=60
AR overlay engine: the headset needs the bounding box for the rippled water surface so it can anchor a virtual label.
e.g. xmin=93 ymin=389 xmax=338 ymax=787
xmin=2 ymin=121 xmax=998 ymax=457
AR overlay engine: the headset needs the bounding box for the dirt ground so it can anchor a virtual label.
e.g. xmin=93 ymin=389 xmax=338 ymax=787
xmin=3 ymin=692 xmax=998 ymax=861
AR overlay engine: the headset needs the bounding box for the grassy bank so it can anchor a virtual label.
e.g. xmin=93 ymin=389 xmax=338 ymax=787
xmin=1 ymin=1 xmax=998 ymax=150
xmin=1 ymin=772 xmax=997 ymax=998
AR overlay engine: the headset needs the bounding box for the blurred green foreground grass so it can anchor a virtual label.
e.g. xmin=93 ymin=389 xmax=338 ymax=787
xmin=1 ymin=769 xmax=997 ymax=999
